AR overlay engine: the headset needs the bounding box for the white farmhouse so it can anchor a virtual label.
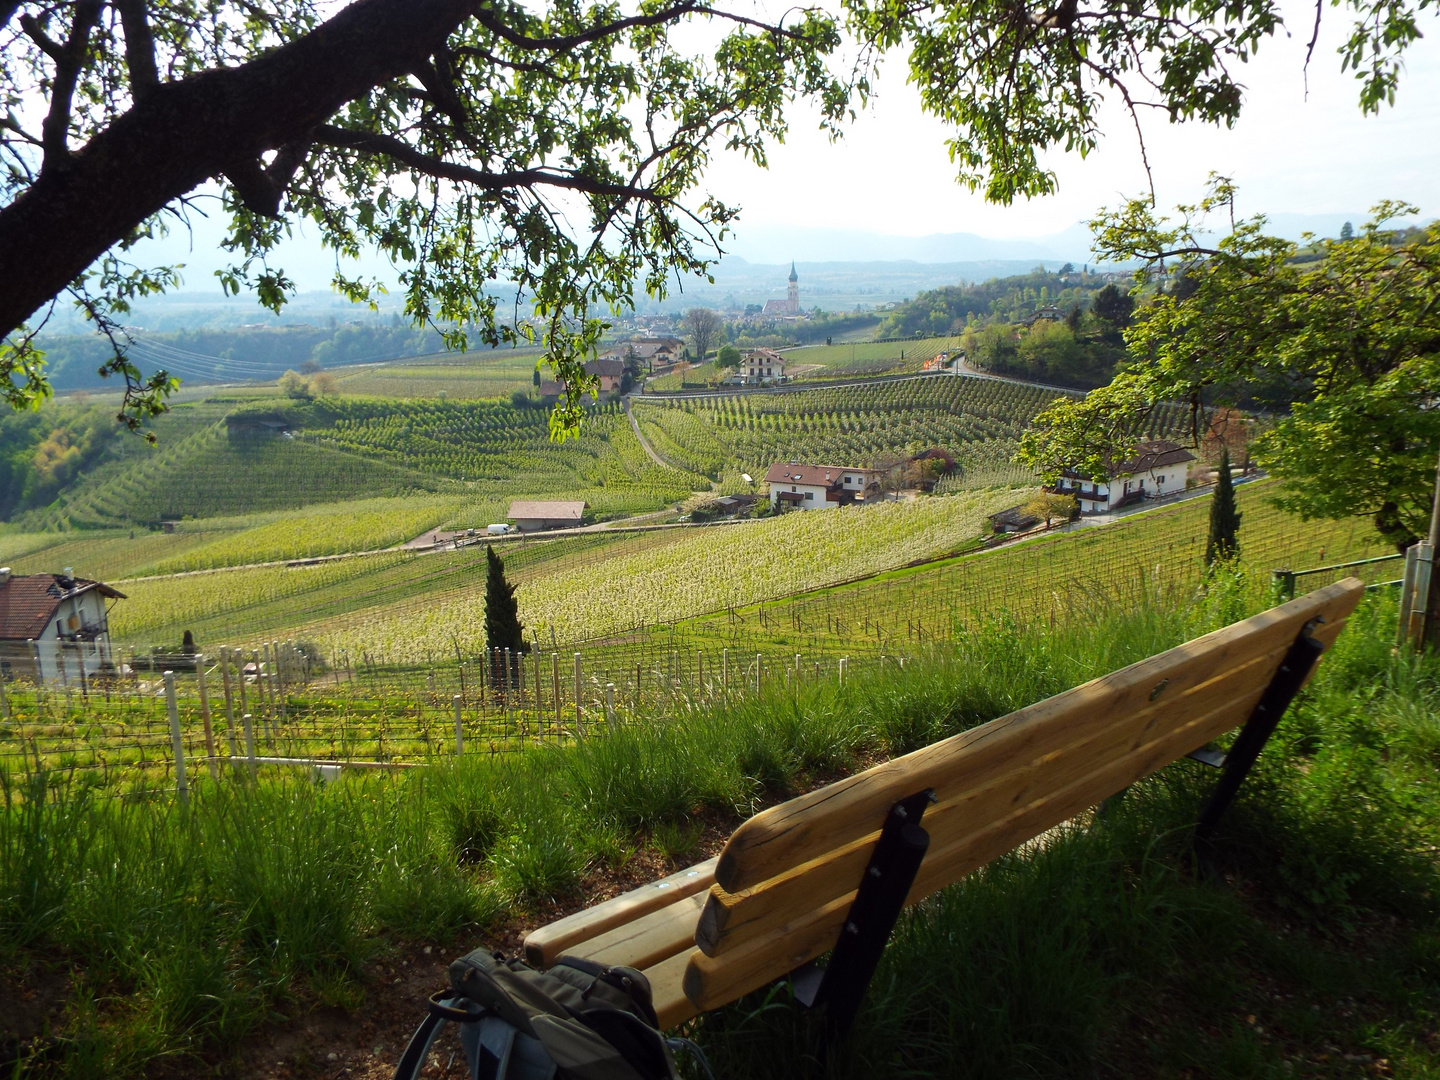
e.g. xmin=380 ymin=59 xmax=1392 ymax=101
xmin=738 ymin=348 xmax=786 ymax=386
xmin=0 ymin=569 xmax=126 ymax=686
xmin=1056 ymin=439 xmax=1195 ymax=515
xmin=764 ymin=462 xmax=882 ymax=511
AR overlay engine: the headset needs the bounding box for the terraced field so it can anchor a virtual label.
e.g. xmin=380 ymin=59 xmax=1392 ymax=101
xmin=633 ymin=376 xmax=1189 ymax=484
xmin=109 ymin=488 xmax=1023 ymax=655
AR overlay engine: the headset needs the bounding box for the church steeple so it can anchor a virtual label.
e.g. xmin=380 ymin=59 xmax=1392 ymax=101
xmin=788 ymin=261 xmax=798 ymax=282
xmin=786 ymin=261 xmax=799 ymax=313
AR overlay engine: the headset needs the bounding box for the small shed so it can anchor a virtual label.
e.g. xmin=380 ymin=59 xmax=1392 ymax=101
xmin=0 ymin=569 xmax=126 ymax=685
xmin=988 ymin=505 xmax=1042 ymax=534
xmin=508 ymin=500 xmax=588 ymax=532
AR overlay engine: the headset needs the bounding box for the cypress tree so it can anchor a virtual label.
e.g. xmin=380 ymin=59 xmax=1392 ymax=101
xmin=484 ymin=545 xmax=525 ymax=684
xmin=1205 ymin=446 xmax=1242 ymax=565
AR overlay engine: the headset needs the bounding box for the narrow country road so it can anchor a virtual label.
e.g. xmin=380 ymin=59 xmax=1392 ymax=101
xmin=623 ymin=396 xmax=681 ymax=470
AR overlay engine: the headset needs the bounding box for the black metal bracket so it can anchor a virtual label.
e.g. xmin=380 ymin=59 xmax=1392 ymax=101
xmin=791 ymin=786 xmax=935 ymax=1047
xmin=1192 ymin=618 xmax=1326 ymax=861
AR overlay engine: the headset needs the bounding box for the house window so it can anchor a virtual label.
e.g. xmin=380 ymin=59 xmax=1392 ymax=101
xmin=804 ymin=492 xmax=814 ymax=500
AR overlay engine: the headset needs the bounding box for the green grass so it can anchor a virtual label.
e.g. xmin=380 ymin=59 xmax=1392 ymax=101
xmin=782 ymin=334 xmax=966 ymax=377
xmin=4 ymin=585 xmax=1438 ymax=1077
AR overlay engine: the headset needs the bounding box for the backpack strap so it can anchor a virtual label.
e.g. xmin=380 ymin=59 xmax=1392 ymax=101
xmin=393 ymin=994 xmax=489 ymax=1080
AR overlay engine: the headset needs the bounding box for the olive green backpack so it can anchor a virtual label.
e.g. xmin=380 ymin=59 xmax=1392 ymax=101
xmin=394 ymin=950 xmax=712 ymax=1080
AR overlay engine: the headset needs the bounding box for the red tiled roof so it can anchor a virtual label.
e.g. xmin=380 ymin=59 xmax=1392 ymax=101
xmin=508 ymin=500 xmax=588 ymax=522
xmin=763 ymin=463 xmax=880 ymax=487
xmin=0 ymin=575 xmax=125 ymax=641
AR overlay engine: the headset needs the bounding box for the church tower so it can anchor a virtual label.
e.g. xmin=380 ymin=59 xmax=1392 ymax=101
xmin=787 ymin=261 xmax=799 ymax=313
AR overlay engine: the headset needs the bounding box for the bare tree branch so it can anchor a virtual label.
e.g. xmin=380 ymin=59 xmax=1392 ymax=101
xmin=311 ymin=124 xmax=668 ymax=201
xmin=115 ymin=0 xmax=161 ymax=101
xmin=23 ymin=0 xmax=104 ymax=168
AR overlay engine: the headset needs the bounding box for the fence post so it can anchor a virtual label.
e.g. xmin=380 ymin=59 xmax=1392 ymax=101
xmin=454 ymin=694 xmax=464 ymax=755
xmin=552 ymin=653 xmax=561 ymax=732
xmin=164 ymin=671 xmax=188 ymax=803
xmin=220 ymin=648 xmax=237 ymax=756
xmin=755 ymin=653 xmax=762 ymax=696
xmin=722 ymin=648 xmax=728 ymax=694
xmin=241 ymin=712 xmax=257 ymax=779
xmin=272 ymin=641 xmax=287 ymax=723
xmin=1406 ymin=542 xmax=1434 ymax=649
xmin=1399 ymin=544 xmax=1421 ymax=647
xmin=605 ymin=683 xmax=616 ymax=731
xmin=1272 ymin=568 xmax=1296 ymax=602
xmin=574 ymin=653 xmax=583 ymax=734
xmin=195 ymin=652 xmax=218 ymax=779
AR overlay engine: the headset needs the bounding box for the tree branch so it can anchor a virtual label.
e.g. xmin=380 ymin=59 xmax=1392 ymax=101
xmin=311 ymin=124 xmax=667 ymax=200
xmin=24 ymin=0 xmax=103 ymax=169
xmin=0 ymin=0 xmax=480 ymax=340
xmin=470 ymin=2 xmax=812 ymax=52
xmin=115 ymin=0 xmax=161 ymax=101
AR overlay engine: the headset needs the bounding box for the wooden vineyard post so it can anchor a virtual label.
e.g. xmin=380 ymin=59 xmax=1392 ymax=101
xmin=839 ymin=656 xmax=848 ymax=685
xmin=220 ymin=648 xmax=237 ymax=756
xmin=238 ymin=650 xmax=250 ymax=735
xmin=454 ymin=695 xmax=464 ymax=756
xmin=534 ymin=646 xmax=543 ymax=733
xmin=251 ymin=650 xmax=270 ymax=744
xmin=196 ymin=653 xmax=217 ymax=780
xmin=241 ymin=712 xmax=257 ymax=779
xmin=164 ymin=671 xmax=188 ymax=803
xmin=722 ymin=648 xmax=729 ymax=695
xmin=552 ymin=654 xmax=561 ymax=733
xmin=273 ymin=642 xmax=287 ymax=725
xmin=697 ymin=651 xmax=704 ymax=695
xmin=755 ymin=653 xmax=762 ymax=696
xmin=634 ymin=664 xmax=641 ymax=715
xmin=573 ymin=653 xmax=583 ymax=735
xmin=605 ymin=683 xmax=616 ymax=731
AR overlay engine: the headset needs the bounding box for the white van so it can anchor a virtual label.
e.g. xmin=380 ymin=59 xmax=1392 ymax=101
xmin=486 ymin=523 xmax=512 ymax=536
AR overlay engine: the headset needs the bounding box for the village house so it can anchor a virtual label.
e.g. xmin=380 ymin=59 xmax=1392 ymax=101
xmin=737 ymin=348 xmax=786 ymax=386
xmin=764 ymin=462 xmax=882 ymax=511
xmin=538 ymin=358 xmax=628 ymax=400
xmin=604 ymin=337 xmax=684 ymax=372
xmin=0 ymin=569 xmax=125 ymax=686
xmin=507 ymin=500 xmax=588 ymax=532
xmin=1056 ymin=439 xmax=1196 ymax=514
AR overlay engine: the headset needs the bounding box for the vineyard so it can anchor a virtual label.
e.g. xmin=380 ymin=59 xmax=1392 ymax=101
xmin=632 ymin=375 xmax=1191 ymax=482
xmin=108 ymin=489 xmax=1019 ymax=653
xmin=2 ymin=480 xmax=1403 ymax=802
xmin=779 ymin=334 xmax=968 ymax=377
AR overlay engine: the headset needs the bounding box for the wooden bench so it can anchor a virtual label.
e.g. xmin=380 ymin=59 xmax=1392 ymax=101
xmin=524 ymin=578 xmax=1365 ymax=1035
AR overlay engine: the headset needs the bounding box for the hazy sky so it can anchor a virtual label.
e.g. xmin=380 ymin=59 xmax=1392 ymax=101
xmin=711 ymin=0 xmax=1440 ymax=241
xmin=129 ymin=0 xmax=1438 ymax=294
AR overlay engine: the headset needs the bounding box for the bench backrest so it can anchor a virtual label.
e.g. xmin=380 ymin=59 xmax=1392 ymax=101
xmin=682 ymin=578 xmax=1364 ymax=1012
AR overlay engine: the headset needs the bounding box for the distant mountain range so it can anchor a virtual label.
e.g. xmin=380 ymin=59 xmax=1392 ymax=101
xmin=57 ymin=210 xmax=1372 ymax=331
xmin=719 ymin=212 xmax=1369 ymax=265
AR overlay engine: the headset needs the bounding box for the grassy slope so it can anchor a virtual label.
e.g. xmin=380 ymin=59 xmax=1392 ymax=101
xmin=3 ymin=588 xmax=1436 ymax=1078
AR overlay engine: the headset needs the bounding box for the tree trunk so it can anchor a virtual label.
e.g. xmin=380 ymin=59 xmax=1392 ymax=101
xmin=0 ymin=0 xmax=475 ymax=339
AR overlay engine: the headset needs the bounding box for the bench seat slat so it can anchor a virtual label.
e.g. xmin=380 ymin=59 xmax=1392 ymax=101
xmin=564 ymin=891 xmax=708 ymax=971
xmin=643 ymin=948 xmax=701 ymax=1030
xmin=694 ymin=618 xmax=1347 ymax=955
xmin=683 ymin=612 xmax=1353 ymax=1011
xmin=714 ymin=581 xmax=1362 ymax=896
xmin=523 ymin=857 xmax=716 ymax=968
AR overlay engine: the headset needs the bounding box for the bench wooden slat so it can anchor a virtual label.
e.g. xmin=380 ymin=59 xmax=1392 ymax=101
xmin=683 ymin=587 xmax=1361 ymax=1009
xmin=523 ymin=857 xmax=716 ymax=967
xmin=713 ymin=580 xmax=1361 ymax=896
xmin=643 ymin=948 xmax=701 ymax=1029
xmin=565 ymin=891 xmax=708 ymax=971
xmin=694 ymin=618 xmax=1346 ymax=955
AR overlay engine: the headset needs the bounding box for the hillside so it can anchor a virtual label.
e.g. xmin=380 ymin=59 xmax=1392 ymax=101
xmin=632 ymin=376 xmax=1189 ymax=484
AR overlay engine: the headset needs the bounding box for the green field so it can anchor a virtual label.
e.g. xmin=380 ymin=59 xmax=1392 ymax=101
xmin=328 ymin=346 xmax=546 ymax=398
xmin=780 ymin=334 xmax=966 ymax=377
